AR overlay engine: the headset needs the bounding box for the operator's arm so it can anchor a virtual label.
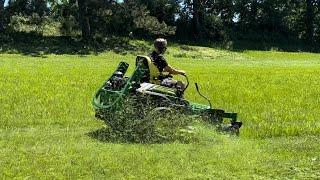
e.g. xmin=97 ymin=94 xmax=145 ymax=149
xmin=164 ymin=65 xmax=186 ymax=75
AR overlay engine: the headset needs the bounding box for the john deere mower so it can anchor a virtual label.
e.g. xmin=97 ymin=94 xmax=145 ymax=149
xmin=92 ymin=56 xmax=242 ymax=135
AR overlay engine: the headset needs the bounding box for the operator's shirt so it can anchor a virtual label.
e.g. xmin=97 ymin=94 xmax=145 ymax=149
xmin=149 ymin=51 xmax=168 ymax=72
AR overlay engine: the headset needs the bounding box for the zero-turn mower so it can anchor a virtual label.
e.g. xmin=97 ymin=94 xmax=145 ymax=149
xmin=92 ymin=56 xmax=242 ymax=135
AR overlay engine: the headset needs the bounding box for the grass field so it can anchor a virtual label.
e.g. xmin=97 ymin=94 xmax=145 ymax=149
xmin=1 ymin=43 xmax=320 ymax=179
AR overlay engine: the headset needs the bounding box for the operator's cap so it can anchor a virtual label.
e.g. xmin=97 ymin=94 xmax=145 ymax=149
xmin=154 ymin=38 xmax=167 ymax=49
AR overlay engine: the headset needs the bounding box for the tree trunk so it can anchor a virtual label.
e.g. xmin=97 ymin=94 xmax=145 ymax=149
xmin=306 ymin=0 xmax=314 ymax=41
xmin=78 ymin=0 xmax=91 ymax=41
xmin=35 ymin=0 xmax=46 ymax=17
xmin=192 ymin=0 xmax=204 ymax=38
xmin=251 ymin=0 xmax=258 ymax=25
xmin=0 ymin=0 xmax=4 ymax=31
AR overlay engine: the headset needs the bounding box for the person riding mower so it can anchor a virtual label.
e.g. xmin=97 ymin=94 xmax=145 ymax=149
xmin=148 ymin=38 xmax=186 ymax=93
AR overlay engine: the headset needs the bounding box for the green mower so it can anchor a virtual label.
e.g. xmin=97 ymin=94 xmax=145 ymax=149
xmin=92 ymin=56 xmax=242 ymax=135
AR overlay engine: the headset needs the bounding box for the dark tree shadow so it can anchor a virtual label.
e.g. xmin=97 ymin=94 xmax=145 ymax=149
xmin=2 ymin=31 xmax=320 ymax=56
xmin=169 ymin=35 xmax=320 ymax=53
xmin=230 ymin=39 xmax=320 ymax=53
xmin=0 ymin=31 xmax=152 ymax=56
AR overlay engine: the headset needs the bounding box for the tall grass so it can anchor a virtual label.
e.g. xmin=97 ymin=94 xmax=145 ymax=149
xmin=0 ymin=47 xmax=320 ymax=178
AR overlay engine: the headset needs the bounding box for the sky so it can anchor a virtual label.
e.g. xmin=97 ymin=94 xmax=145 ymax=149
xmin=4 ymin=0 xmax=9 ymax=7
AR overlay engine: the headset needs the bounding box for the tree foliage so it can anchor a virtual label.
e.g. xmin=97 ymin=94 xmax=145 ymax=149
xmin=0 ymin=0 xmax=4 ymax=31
xmin=1 ymin=0 xmax=320 ymax=43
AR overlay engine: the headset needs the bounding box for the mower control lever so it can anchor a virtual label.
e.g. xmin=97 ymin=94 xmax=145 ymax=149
xmin=180 ymin=74 xmax=189 ymax=93
xmin=195 ymin=83 xmax=212 ymax=109
xmin=195 ymin=83 xmax=199 ymax=91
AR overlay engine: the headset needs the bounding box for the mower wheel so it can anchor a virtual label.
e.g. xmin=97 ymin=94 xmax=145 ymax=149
xmin=146 ymin=107 xmax=173 ymax=119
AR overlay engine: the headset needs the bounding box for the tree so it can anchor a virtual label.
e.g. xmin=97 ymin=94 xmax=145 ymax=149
xmin=179 ymin=0 xmax=207 ymax=38
xmin=214 ymin=0 xmax=235 ymax=27
xmin=192 ymin=0 xmax=204 ymax=37
xmin=31 ymin=0 xmax=48 ymax=17
xmin=5 ymin=0 xmax=49 ymax=16
xmin=0 ymin=0 xmax=4 ymax=31
xmin=316 ymin=0 xmax=320 ymax=41
xmin=176 ymin=0 xmax=229 ymax=41
xmin=306 ymin=0 xmax=314 ymax=41
xmin=138 ymin=0 xmax=181 ymax=26
xmin=77 ymin=0 xmax=91 ymax=40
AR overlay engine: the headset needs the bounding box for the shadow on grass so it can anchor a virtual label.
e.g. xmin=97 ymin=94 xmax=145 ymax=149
xmin=87 ymin=127 xmax=171 ymax=144
xmin=0 ymin=31 xmax=151 ymax=56
xmin=230 ymin=39 xmax=320 ymax=53
xmin=2 ymin=31 xmax=320 ymax=56
xmin=170 ymin=36 xmax=320 ymax=53
xmin=87 ymin=127 xmax=123 ymax=144
xmin=87 ymin=121 xmax=198 ymax=144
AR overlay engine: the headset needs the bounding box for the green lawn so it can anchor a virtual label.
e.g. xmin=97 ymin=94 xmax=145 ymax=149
xmin=1 ymin=44 xmax=320 ymax=179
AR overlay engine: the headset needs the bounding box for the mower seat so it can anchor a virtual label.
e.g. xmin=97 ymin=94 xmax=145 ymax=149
xmin=136 ymin=55 xmax=171 ymax=85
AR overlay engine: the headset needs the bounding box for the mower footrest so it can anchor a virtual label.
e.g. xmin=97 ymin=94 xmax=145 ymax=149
xmin=222 ymin=112 xmax=238 ymax=122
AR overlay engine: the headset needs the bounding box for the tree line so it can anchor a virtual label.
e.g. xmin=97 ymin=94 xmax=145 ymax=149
xmin=0 ymin=0 xmax=320 ymax=44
